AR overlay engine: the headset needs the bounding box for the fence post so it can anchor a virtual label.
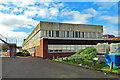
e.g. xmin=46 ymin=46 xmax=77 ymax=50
xmin=92 ymin=60 xmax=95 ymax=66
xmin=53 ymin=56 xmax=55 ymax=60
xmin=57 ymin=56 xmax=59 ymax=60
xmin=62 ymin=57 xmax=63 ymax=61
xmin=66 ymin=58 xmax=68 ymax=62
xmin=81 ymin=59 xmax=84 ymax=65
xmin=73 ymin=58 xmax=75 ymax=63
xmin=110 ymin=61 xmax=113 ymax=71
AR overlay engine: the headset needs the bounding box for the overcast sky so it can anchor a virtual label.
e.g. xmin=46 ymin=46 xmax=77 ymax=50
xmin=0 ymin=0 xmax=118 ymax=46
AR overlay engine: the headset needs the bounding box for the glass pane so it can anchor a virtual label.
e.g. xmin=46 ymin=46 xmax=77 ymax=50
xmin=56 ymin=31 xmax=59 ymax=37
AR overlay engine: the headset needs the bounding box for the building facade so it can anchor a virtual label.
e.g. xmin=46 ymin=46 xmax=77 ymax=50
xmin=103 ymin=34 xmax=120 ymax=40
xmin=22 ymin=21 xmax=103 ymax=58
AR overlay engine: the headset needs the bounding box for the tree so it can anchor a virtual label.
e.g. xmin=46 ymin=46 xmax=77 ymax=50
xmin=2 ymin=45 xmax=9 ymax=51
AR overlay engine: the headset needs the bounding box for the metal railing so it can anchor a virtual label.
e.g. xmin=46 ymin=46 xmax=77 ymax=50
xmin=0 ymin=34 xmax=17 ymax=45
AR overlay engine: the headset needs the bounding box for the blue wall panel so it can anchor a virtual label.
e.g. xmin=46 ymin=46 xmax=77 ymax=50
xmin=105 ymin=54 xmax=120 ymax=68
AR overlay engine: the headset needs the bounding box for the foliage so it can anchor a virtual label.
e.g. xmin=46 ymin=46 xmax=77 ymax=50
xmin=16 ymin=52 xmax=24 ymax=56
xmin=81 ymin=48 xmax=96 ymax=60
xmin=15 ymin=50 xmax=30 ymax=56
xmin=22 ymin=50 xmax=29 ymax=54
xmin=75 ymin=49 xmax=85 ymax=55
xmin=54 ymin=48 xmax=120 ymax=74
xmin=54 ymin=58 xmax=120 ymax=74
xmin=2 ymin=45 xmax=9 ymax=51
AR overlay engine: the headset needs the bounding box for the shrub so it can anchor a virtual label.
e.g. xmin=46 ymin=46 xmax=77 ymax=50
xmin=81 ymin=48 xmax=96 ymax=60
xmin=15 ymin=52 xmax=24 ymax=56
xmin=75 ymin=49 xmax=85 ymax=55
xmin=2 ymin=45 xmax=10 ymax=51
xmin=22 ymin=50 xmax=30 ymax=56
xmin=22 ymin=50 xmax=29 ymax=54
xmin=15 ymin=50 xmax=30 ymax=56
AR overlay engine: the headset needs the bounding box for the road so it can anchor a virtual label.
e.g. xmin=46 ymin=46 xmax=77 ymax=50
xmin=2 ymin=57 xmax=119 ymax=78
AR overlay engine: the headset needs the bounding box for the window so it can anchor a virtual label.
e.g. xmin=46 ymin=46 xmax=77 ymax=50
xmin=45 ymin=30 xmax=47 ymax=37
xmin=98 ymin=33 xmax=101 ymax=38
xmin=75 ymin=32 xmax=78 ymax=38
xmin=73 ymin=32 xmax=74 ymax=38
xmin=49 ymin=31 xmax=51 ymax=37
xmin=93 ymin=32 xmax=96 ymax=38
xmin=48 ymin=44 xmax=97 ymax=53
xmin=82 ymin=32 xmax=84 ymax=38
xmin=56 ymin=31 xmax=59 ymax=37
xmin=63 ymin=31 xmax=65 ymax=37
xmin=79 ymin=32 xmax=80 ymax=38
xmin=89 ymin=32 xmax=92 ymax=38
xmin=67 ymin=31 xmax=69 ymax=37
xmin=52 ymin=31 xmax=54 ymax=37
xmin=105 ymin=36 xmax=107 ymax=39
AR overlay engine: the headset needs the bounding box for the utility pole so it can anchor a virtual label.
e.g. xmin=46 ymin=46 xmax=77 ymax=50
xmin=16 ymin=39 xmax=17 ymax=45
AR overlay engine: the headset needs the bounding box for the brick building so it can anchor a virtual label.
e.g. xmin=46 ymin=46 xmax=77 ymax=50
xmin=22 ymin=21 xmax=104 ymax=58
xmin=103 ymin=34 xmax=120 ymax=40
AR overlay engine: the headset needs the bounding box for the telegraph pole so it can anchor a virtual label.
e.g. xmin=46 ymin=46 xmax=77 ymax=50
xmin=16 ymin=39 xmax=17 ymax=45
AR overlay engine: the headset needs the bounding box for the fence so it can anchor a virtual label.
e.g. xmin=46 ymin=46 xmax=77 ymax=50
xmin=96 ymin=43 xmax=120 ymax=54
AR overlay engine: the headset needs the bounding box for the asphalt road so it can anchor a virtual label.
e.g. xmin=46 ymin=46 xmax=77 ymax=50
xmin=2 ymin=57 xmax=119 ymax=78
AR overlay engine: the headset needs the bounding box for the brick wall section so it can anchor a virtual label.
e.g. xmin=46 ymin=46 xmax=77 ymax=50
xmin=35 ymin=38 xmax=75 ymax=59
xmin=35 ymin=38 xmax=120 ymax=59
xmin=43 ymin=38 xmax=48 ymax=58
xmin=30 ymin=53 xmax=34 ymax=56
xmin=42 ymin=38 xmax=75 ymax=59
xmin=35 ymin=39 xmax=43 ymax=57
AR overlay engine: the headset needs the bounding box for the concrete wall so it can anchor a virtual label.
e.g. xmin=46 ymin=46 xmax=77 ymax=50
xmin=22 ymin=21 xmax=103 ymax=51
xmin=23 ymin=38 xmax=40 ymax=50
xmin=40 ymin=21 xmax=103 ymax=33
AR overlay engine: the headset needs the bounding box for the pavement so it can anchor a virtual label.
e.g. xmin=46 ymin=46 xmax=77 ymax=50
xmin=1 ymin=57 xmax=119 ymax=78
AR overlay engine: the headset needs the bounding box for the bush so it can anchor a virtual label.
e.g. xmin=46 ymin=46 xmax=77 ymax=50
xmin=22 ymin=50 xmax=30 ymax=56
xmin=25 ymin=53 xmax=30 ymax=56
xmin=2 ymin=45 xmax=10 ymax=51
xmin=75 ymin=49 xmax=85 ymax=55
xmin=15 ymin=50 xmax=30 ymax=56
xmin=15 ymin=52 xmax=24 ymax=56
xmin=81 ymin=48 xmax=96 ymax=60
xmin=22 ymin=50 xmax=29 ymax=54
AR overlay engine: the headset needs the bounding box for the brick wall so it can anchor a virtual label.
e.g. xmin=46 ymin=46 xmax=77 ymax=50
xmin=35 ymin=39 xmax=43 ymax=57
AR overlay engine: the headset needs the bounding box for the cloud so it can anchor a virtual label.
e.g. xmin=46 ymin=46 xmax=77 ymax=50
xmin=0 ymin=0 xmax=53 ymax=7
xmin=0 ymin=12 xmax=38 ymax=46
xmin=83 ymin=8 xmax=98 ymax=17
xmin=103 ymin=25 xmax=118 ymax=36
xmin=99 ymin=15 xmax=118 ymax=24
xmin=24 ymin=6 xmax=59 ymax=19
xmin=0 ymin=12 xmax=38 ymax=29
xmin=49 ymin=7 xmax=59 ymax=16
xmin=62 ymin=11 xmax=92 ymax=24
xmin=94 ymin=0 xmax=119 ymax=2
xmin=0 ymin=28 xmax=29 ymax=46
xmin=12 ymin=8 xmax=23 ymax=13
xmin=94 ymin=2 xmax=117 ymax=10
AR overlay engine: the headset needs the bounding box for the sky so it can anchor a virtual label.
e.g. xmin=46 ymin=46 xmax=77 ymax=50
xmin=0 ymin=0 xmax=119 ymax=46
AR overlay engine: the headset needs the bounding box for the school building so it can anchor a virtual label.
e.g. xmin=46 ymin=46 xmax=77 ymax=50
xmin=22 ymin=21 xmax=104 ymax=58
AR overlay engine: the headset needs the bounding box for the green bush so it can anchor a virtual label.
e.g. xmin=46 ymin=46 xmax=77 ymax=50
xmin=15 ymin=50 xmax=30 ymax=56
xmin=75 ymin=49 xmax=85 ymax=55
xmin=22 ymin=50 xmax=29 ymax=54
xmin=81 ymin=48 xmax=96 ymax=60
xmin=2 ymin=45 xmax=10 ymax=51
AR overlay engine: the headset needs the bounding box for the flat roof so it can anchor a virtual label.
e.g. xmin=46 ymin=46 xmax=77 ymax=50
xmin=40 ymin=21 xmax=103 ymax=27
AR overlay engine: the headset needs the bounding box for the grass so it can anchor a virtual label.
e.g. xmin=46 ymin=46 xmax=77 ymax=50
xmin=53 ymin=57 xmax=120 ymax=75
xmin=53 ymin=48 xmax=120 ymax=75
